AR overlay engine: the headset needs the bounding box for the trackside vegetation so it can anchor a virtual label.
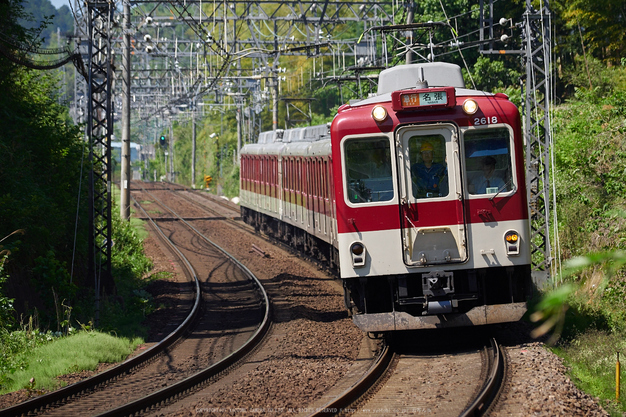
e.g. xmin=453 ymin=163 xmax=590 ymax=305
xmin=0 ymin=329 xmax=142 ymax=394
xmin=0 ymin=0 xmax=165 ymax=396
xmin=0 ymin=208 xmax=158 ymax=393
xmin=532 ymin=61 xmax=626 ymax=415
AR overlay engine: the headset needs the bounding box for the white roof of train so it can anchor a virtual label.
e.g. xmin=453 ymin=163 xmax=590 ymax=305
xmin=242 ymin=124 xmax=331 ymax=157
xmin=352 ymin=62 xmax=495 ymax=107
xmin=377 ymin=62 xmax=465 ymax=94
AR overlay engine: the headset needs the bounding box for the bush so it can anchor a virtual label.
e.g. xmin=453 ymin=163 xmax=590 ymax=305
xmin=0 ymin=256 xmax=15 ymax=329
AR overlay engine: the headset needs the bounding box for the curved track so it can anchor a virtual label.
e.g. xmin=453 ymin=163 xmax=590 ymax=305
xmin=310 ymin=336 xmax=506 ymax=417
xmin=0 ymin=184 xmax=271 ymax=417
xmin=147 ymin=183 xmax=509 ymax=417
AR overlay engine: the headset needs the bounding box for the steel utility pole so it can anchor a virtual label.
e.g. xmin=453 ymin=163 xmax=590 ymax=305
xmin=478 ymin=0 xmax=553 ymax=288
xmin=522 ymin=0 xmax=552 ymax=287
xmin=87 ymin=0 xmax=116 ymax=325
xmin=405 ymin=1 xmax=415 ymax=64
xmin=191 ymin=99 xmax=196 ymax=187
xmin=120 ymin=0 xmax=132 ymax=220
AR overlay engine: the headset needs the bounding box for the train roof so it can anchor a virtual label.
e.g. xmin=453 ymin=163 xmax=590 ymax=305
xmin=241 ymin=142 xmax=285 ymax=155
xmin=281 ymin=139 xmax=331 ymax=156
xmin=249 ymin=124 xmax=330 ymax=145
xmin=377 ymin=62 xmax=465 ymax=94
xmin=241 ymin=136 xmax=331 ymax=157
xmin=241 ymin=123 xmax=331 ymax=157
xmin=347 ymin=62 xmax=496 ymax=108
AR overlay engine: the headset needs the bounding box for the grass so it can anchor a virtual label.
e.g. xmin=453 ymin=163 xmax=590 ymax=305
xmin=0 ymin=187 xmax=160 ymax=395
xmin=551 ymin=329 xmax=626 ymax=416
xmin=130 ymin=216 xmax=149 ymax=240
xmin=535 ymin=272 xmax=626 ymax=416
xmin=0 ymin=331 xmax=142 ymax=393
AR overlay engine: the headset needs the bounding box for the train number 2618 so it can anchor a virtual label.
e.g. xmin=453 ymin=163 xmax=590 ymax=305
xmin=473 ymin=116 xmax=498 ymax=125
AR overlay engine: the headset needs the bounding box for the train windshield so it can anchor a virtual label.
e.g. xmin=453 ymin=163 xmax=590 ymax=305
xmin=463 ymin=128 xmax=513 ymax=196
xmin=344 ymin=138 xmax=394 ymax=203
xmin=407 ymin=134 xmax=449 ymax=199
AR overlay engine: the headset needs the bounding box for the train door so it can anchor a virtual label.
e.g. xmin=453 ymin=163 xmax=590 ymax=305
xmin=396 ymin=124 xmax=468 ymax=266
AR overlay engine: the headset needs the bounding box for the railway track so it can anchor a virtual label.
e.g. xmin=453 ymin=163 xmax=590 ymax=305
xmin=0 ymin=184 xmax=271 ymax=417
xmin=2 ymin=182 xmax=514 ymax=416
xmin=133 ymin=182 xmax=368 ymax=415
xmin=138 ymin=182 xmax=509 ymax=417
xmin=308 ymin=336 xmax=506 ymax=417
xmin=157 ymin=183 xmax=510 ymax=416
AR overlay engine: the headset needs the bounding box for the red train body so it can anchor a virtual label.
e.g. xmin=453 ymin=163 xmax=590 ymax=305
xmin=240 ymin=62 xmax=533 ymax=332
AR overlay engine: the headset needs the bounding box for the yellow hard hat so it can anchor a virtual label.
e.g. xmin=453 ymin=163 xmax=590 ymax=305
xmin=420 ymin=142 xmax=434 ymax=152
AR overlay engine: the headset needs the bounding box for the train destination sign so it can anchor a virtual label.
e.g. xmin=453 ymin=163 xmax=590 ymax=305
xmin=402 ymin=91 xmax=446 ymax=106
xmin=391 ymin=86 xmax=455 ymax=111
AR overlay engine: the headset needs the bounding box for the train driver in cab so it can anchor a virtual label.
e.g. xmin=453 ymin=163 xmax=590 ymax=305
xmin=470 ymin=156 xmax=505 ymax=194
xmin=411 ymin=142 xmax=447 ymax=198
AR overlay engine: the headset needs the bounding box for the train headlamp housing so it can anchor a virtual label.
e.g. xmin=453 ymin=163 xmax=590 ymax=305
xmin=504 ymin=230 xmax=520 ymax=255
xmin=462 ymin=99 xmax=479 ymax=115
xmin=350 ymin=242 xmax=366 ymax=267
xmin=371 ymin=105 xmax=388 ymax=122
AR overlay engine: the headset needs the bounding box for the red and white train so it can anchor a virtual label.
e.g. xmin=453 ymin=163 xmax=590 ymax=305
xmin=240 ymin=62 xmax=533 ymax=332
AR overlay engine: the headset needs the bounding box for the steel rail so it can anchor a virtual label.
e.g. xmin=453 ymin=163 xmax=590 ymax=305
xmin=161 ymin=180 xmax=241 ymax=218
xmin=307 ymin=343 xmax=393 ymax=417
xmin=460 ymin=338 xmax=507 ymax=417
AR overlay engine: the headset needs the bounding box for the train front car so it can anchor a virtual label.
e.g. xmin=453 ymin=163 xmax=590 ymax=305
xmin=333 ymin=62 xmax=533 ymax=332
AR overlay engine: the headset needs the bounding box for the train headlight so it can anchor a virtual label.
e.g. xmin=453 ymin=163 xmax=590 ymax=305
xmin=504 ymin=230 xmax=520 ymax=255
xmin=462 ymin=99 xmax=479 ymax=115
xmin=371 ymin=105 xmax=388 ymax=122
xmin=350 ymin=242 xmax=366 ymax=267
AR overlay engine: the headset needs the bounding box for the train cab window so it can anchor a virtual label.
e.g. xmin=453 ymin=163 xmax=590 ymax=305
xmin=344 ymin=138 xmax=393 ymax=203
xmin=408 ymin=134 xmax=449 ymax=199
xmin=463 ymin=128 xmax=513 ymax=196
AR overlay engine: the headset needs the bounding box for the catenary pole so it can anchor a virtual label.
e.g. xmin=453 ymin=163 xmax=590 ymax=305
xmin=120 ymin=0 xmax=132 ymax=220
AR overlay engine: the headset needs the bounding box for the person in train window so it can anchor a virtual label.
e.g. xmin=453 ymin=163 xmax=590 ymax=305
xmin=411 ymin=142 xmax=446 ymax=198
xmin=470 ymin=156 xmax=505 ymax=194
xmin=369 ymin=147 xmax=392 ymax=179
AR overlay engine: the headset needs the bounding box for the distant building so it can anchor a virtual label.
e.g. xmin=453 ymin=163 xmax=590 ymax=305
xmin=111 ymin=141 xmax=141 ymax=163
xmin=111 ymin=142 xmax=143 ymax=180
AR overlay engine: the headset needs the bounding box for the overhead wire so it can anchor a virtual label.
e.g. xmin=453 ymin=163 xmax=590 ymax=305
xmin=543 ymin=3 xmax=561 ymax=282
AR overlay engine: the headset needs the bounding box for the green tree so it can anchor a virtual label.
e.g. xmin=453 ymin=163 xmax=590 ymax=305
xmin=0 ymin=0 xmax=91 ymax=326
xmin=552 ymin=0 xmax=625 ymax=66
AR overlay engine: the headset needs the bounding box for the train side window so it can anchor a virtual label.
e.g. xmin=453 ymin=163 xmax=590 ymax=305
xmin=344 ymin=138 xmax=393 ymax=203
xmin=463 ymin=127 xmax=513 ymax=196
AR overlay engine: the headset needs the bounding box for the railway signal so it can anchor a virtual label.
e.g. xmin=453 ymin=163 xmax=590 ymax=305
xmin=159 ymin=135 xmax=167 ymax=147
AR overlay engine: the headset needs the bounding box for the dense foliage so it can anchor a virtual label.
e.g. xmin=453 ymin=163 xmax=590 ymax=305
xmin=0 ymin=0 xmax=155 ymax=335
xmin=0 ymin=0 xmax=90 ymax=329
xmin=550 ymin=64 xmax=626 ymax=331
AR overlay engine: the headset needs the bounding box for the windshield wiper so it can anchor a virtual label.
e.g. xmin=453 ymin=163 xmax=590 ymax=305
xmin=489 ymin=177 xmax=514 ymax=201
